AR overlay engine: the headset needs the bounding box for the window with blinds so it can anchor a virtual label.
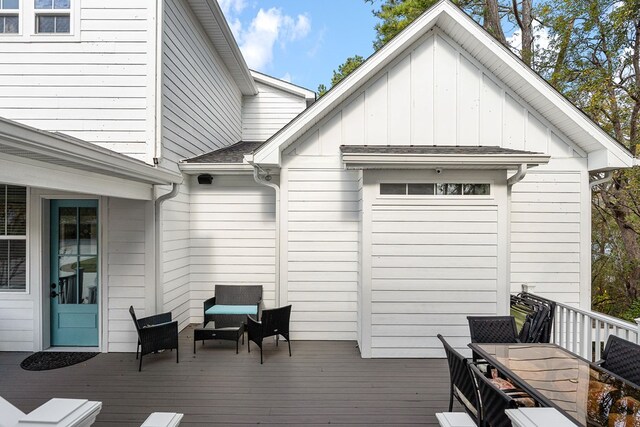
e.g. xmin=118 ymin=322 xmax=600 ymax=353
xmin=0 ymin=185 xmax=26 ymax=291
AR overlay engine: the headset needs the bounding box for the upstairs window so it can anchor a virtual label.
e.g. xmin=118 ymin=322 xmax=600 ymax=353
xmin=35 ymin=0 xmax=69 ymax=34
xmin=0 ymin=185 xmax=27 ymax=292
xmin=0 ymin=0 xmax=19 ymax=34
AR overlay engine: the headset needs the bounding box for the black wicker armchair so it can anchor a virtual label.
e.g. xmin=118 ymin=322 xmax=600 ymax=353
xmin=437 ymin=334 xmax=479 ymax=421
xmin=129 ymin=306 xmax=179 ymax=372
xmin=247 ymin=305 xmax=292 ymax=364
xmin=469 ymin=363 xmax=518 ymax=427
xmin=597 ymin=335 xmax=640 ymax=387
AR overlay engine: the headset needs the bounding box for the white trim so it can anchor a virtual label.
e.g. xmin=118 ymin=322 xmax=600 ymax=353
xmin=2 ymin=0 xmax=80 ymax=42
xmin=0 ymin=117 xmax=182 ymax=186
xmin=149 ymin=0 xmax=162 ymax=165
xmin=179 ymin=162 xmax=254 ymax=174
xmin=580 ymin=170 xmax=591 ymax=309
xmin=250 ymin=70 xmax=316 ymax=102
xmin=252 ymin=0 xmax=634 ymax=170
xmin=99 ymin=196 xmax=108 ymax=353
xmin=341 ymin=153 xmax=550 ymax=170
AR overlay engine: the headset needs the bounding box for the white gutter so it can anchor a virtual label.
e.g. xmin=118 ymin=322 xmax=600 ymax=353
xmin=590 ymin=171 xmax=613 ymax=189
xmin=507 ymin=164 xmax=528 ymax=186
xmin=154 ymin=183 xmax=181 ymax=313
xmin=248 ymin=161 xmax=281 ymax=306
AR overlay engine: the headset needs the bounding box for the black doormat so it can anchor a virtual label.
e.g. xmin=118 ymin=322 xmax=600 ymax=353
xmin=20 ymin=352 xmax=99 ymax=371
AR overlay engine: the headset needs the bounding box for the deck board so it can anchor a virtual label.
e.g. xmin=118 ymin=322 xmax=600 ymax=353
xmin=0 ymin=325 xmax=458 ymax=426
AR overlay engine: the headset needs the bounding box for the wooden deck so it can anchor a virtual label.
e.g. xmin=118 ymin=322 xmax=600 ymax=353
xmin=0 ymin=326 xmax=456 ymax=426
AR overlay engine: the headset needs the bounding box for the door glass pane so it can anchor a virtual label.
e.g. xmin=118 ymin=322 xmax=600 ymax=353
xmin=58 ymin=207 xmax=77 ymax=255
xmin=6 ymin=186 xmax=26 ymax=235
xmin=78 ymin=256 xmax=97 ymax=304
xmin=58 ymin=255 xmax=78 ymax=304
xmin=8 ymin=240 xmax=25 ymax=289
xmin=79 ymin=207 xmax=97 ymax=254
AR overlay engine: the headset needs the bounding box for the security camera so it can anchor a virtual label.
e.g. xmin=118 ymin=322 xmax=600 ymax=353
xmin=435 ymin=168 xmax=443 ymax=174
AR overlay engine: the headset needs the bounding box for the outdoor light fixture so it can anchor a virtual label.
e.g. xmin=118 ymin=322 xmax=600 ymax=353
xmin=197 ymin=174 xmax=213 ymax=184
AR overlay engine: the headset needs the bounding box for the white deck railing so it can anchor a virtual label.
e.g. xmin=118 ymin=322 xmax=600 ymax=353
xmin=550 ymin=301 xmax=640 ymax=362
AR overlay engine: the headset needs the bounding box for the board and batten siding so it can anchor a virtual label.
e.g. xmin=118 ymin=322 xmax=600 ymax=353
xmin=162 ymin=0 xmax=242 ymax=169
xmin=189 ymin=175 xmax=276 ymax=320
xmin=242 ymin=81 xmax=308 ymax=142
xmin=0 ymin=0 xmax=155 ymax=163
xmin=510 ymin=169 xmax=587 ymax=306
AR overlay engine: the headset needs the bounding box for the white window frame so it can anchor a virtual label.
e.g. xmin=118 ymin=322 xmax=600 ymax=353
xmin=0 ymin=185 xmax=28 ymax=294
xmin=379 ymin=181 xmax=494 ymax=199
xmin=0 ymin=0 xmax=80 ymax=41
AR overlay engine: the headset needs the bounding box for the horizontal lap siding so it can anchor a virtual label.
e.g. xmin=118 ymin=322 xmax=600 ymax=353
xmin=510 ymin=172 xmax=583 ymax=305
xmin=242 ymin=82 xmax=307 ymax=141
xmin=107 ymin=198 xmax=148 ymax=352
xmin=162 ymin=0 xmax=242 ymax=168
xmin=190 ymin=176 xmax=276 ymax=321
xmin=0 ymin=297 xmax=34 ymax=351
xmin=162 ymin=185 xmax=191 ymax=330
xmin=287 ymin=168 xmax=360 ymax=340
xmin=371 ymin=205 xmax=498 ymax=358
xmin=0 ymin=1 xmax=153 ymax=161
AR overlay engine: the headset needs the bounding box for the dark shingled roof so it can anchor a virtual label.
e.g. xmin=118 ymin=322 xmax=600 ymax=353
xmin=183 ymin=141 xmax=265 ymax=163
xmin=340 ymin=145 xmax=544 ymax=155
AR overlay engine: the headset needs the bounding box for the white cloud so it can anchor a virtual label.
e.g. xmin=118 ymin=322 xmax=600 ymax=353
xmin=507 ymin=21 xmax=553 ymax=56
xmin=220 ymin=4 xmax=312 ymax=71
xmin=217 ymin=0 xmax=246 ymax=16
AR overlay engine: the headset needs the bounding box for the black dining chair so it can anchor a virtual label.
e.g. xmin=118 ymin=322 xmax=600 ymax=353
xmin=437 ymin=334 xmax=479 ymax=422
xmin=468 ymin=316 xmax=520 ymax=344
xmin=597 ymin=335 xmax=640 ymax=387
xmin=247 ymin=305 xmax=292 ymax=364
xmin=469 ymin=363 xmax=518 ymax=427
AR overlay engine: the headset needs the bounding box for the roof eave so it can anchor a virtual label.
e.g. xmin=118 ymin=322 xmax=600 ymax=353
xmin=0 ymin=117 xmax=183 ymax=185
xmin=341 ymin=153 xmax=551 ymax=170
xmin=250 ymin=70 xmax=316 ymax=101
xmin=179 ymin=162 xmax=254 ymax=175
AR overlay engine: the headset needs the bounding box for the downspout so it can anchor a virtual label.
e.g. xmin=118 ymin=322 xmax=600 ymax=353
xmin=154 ymin=183 xmax=180 ymax=313
xmin=507 ymin=164 xmax=528 ymax=187
xmin=589 ymin=171 xmax=613 ymax=189
xmin=249 ymin=161 xmax=281 ymax=306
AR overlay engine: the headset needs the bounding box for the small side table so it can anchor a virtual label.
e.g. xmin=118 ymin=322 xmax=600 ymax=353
xmin=193 ymin=322 xmax=243 ymax=354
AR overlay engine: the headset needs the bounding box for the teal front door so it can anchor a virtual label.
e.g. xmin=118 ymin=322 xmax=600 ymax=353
xmin=50 ymin=200 xmax=99 ymax=347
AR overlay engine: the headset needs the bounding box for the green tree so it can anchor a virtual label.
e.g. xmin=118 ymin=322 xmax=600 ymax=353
xmin=318 ymin=55 xmax=366 ymax=97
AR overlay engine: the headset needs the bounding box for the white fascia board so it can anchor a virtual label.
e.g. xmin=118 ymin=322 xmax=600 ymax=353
xmin=341 ymin=153 xmax=551 ymax=170
xmin=588 ymin=148 xmax=632 ymax=171
xmin=179 ymin=162 xmax=254 ymax=175
xmin=252 ymin=1 xmax=447 ymax=166
xmin=250 ymin=70 xmax=316 ymax=101
xmin=0 ymin=118 xmax=183 ymax=185
xmin=442 ymin=6 xmax=634 ymax=168
xmin=0 ymin=151 xmax=153 ymax=200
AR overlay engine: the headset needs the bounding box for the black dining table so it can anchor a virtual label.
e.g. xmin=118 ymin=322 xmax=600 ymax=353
xmin=468 ymin=342 xmax=640 ymax=427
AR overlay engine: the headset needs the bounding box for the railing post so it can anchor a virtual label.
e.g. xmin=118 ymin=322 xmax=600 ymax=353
xmin=635 ymin=318 xmax=640 ymax=344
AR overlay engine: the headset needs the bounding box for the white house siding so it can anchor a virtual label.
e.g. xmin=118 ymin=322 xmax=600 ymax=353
xmin=189 ymin=175 xmax=276 ymax=321
xmin=510 ymin=169 xmax=586 ymax=306
xmin=283 ymin=130 xmax=361 ymax=340
xmin=161 ymin=184 xmax=191 ymax=330
xmin=242 ymin=81 xmax=307 ymax=142
xmin=0 ymin=296 xmax=33 ymax=351
xmin=0 ymin=0 xmax=154 ymax=162
xmin=106 ymin=197 xmax=153 ymax=352
xmin=162 ymin=0 xmax=242 ymax=169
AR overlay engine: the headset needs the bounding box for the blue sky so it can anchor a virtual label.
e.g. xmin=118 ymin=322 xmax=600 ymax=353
xmin=217 ymin=0 xmax=379 ymax=92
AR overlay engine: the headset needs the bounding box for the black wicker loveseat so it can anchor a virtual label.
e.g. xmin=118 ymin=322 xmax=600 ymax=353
xmin=203 ymin=285 xmax=263 ymax=329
